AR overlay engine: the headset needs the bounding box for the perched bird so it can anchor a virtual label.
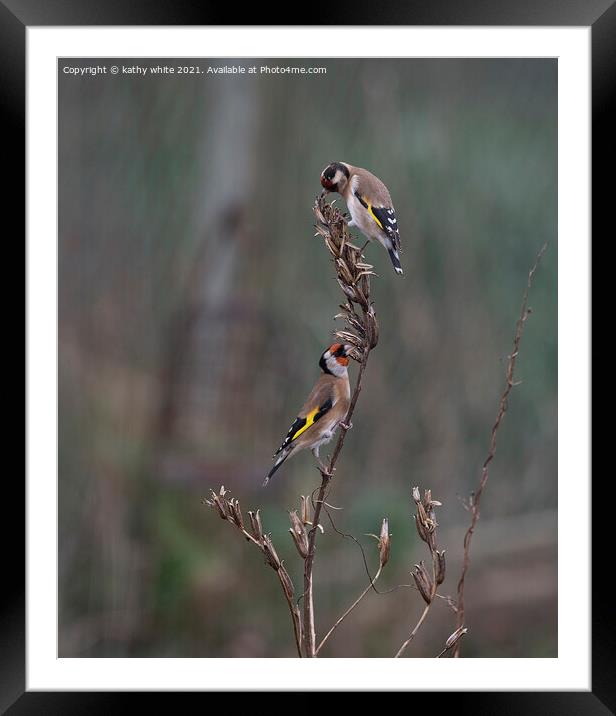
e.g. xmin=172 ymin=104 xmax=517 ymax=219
xmin=320 ymin=161 xmax=403 ymax=275
xmin=264 ymin=343 xmax=352 ymax=486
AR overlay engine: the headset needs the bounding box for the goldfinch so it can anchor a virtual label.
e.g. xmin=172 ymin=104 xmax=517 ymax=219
xmin=320 ymin=161 xmax=403 ymax=275
xmin=264 ymin=343 xmax=352 ymax=486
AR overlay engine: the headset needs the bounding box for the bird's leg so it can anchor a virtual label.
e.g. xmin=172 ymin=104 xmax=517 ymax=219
xmin=359 ymin=240 xmax=370 ymax=253
xmin=312 ymin=447 xmax=331 ymax=476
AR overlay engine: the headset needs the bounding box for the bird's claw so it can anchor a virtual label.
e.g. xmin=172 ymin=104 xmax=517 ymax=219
xmin=340 ymin=421 xmax=353 ymax=431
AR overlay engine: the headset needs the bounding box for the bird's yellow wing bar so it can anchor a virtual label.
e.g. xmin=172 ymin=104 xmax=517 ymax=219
xmin=290 ymin=406 xmax=320 ymax=441
xmin=274 ymin=398 xmax=334 ymax=457
xmin=354 ymin=190 xmax=385 ymax=230
xmin=367 ymin=203 xmax=384 ymax=230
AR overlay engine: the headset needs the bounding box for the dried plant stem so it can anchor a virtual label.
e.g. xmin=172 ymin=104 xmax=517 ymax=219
xmin=394 ymin=591 xmax=435 ymax=658
xmin=207 ymin=196 xmax=382 ymax=659
xmin=453 ymin=243 xmax=548 ymax=657
xmin=301 ymin=196 xmax=379 ymax=658
xmin=316 ymin=561 xmax=383 ymax=655
xmin=303 ymin=349 xmax=370 ymax=657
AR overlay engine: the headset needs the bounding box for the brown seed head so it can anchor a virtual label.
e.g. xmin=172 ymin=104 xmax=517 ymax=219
xmin=445 ymin=626 xmax=468 ymax=650
xmin=412 ymin=561 xmax=434 ymax=604
xmin=289 ymin=510 xmax=309 ymax=559
xmin=435 ymin=550 xmax=446 ymax=585
xmin=378 ymin=518 xmax=391 ymax=567
xmin=262 ymin=535 xmax=282 ymax=571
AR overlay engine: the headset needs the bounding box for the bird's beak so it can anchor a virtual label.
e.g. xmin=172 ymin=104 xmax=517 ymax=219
xmin=343 ymin=343 xmax=354 ymax=355
xmin=319 ymin=188 xmax=328 ymax=198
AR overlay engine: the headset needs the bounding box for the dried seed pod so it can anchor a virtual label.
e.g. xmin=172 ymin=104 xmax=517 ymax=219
xmin=416 ymin=501 xmax=435 ymax=545
xmin=337 ymin=278 xmax=357 ymax=301
xmin=412 ymin=570 xmax=431 ymax=605
xmin=414 ymin=514 xmax=429 ymax=544
xmin=248 ymin=510 xmax=264 ymax=542
xmin=353 ymin=285 xmax=369 ymax=309
xmin=412 ymin=561 xmax=433 ymax=604
xmin=344 ymin=313 xmax=365 ymax=333
xmin=378 ymin=518 xmax=391 ymax=567
xmin=324 ymin=237 xmax=339 ymax=257
xmin=419 ymin=561 xmax=434 ymax=592
xmin=416 ymin=500 xmax=428 ymax=525
xmin=365 ymin=308 xmax=379 ymax=348
xmin=289 ymin=529 xmax=308 ymax=559
xmin=445 ymin=626 xmax=468 ymax=649
xmin=289 ymin=511 xmax=309 ymax=559
xmin=262 ymin=535 xmax=281 ymax=570
xmin=229 ymin=498 xmax=244 ymax=531
xmin=336 ymin=258 xmax=354 ymax=285
xmin=334 ymin=330 xmax=362 ymax=348
xmin=347 ymin=346 xmax=363 ymax=362
xmin=435 ymin=550 xmax=446 ymax=585
xmin=210 ymin=491 xmax=228 ymax=521
xmin=300 ymin=495 xmax=310 ymax=525
xmin=412 ymin=486 xmax=421 ymax=504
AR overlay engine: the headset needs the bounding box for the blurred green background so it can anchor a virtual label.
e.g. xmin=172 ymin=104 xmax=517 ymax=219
xmin=58 ymin=58 xmax=557 ymax=658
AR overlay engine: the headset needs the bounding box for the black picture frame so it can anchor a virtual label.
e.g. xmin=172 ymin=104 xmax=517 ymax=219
xmin=6 ymin=0 xmax=605 ymax=710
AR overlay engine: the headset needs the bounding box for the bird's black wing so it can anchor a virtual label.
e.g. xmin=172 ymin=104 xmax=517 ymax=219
xmin=273 ymin=397 xmax=333 ymax=457
xmin=369 ymin=205 xmax=401 ymax=253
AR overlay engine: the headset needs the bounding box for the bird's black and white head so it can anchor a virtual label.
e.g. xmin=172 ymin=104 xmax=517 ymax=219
xmin=320 ymin=162 xmax=350 ymax=195
xmin=319 ymin=343 xmax=352 ymax=377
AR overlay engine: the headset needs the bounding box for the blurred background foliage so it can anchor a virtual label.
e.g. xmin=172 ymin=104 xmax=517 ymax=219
xmin=59 ymin=58 xmax=557 ymax=658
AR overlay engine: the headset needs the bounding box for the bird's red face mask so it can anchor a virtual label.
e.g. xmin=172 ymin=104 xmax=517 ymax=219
xmin=320 ymin=174 xmax=336 ymax=191
xmin=320 ymin=162 xmax=349 ymax=194
xmin=329 ymin=343 xmax=349 ymax=366
xmin=319 ymin=343 xmax=351 ymax=375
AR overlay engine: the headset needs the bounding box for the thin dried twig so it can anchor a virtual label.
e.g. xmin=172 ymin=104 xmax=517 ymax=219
xmin=453 ymin=243 xmax=548 ymax=656
xmin=316 ymin=518 xmax=390 ymax=655
xmin=301 ymin=196 xmax=380 ymax=657
xmin=316 ymin=564 xmax=383 ymax=656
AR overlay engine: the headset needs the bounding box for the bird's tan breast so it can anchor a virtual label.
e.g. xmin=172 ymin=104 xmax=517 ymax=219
xmin=294 ymin=374 xmax=350 ymax=447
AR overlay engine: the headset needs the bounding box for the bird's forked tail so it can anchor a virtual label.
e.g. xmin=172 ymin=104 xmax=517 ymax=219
xmin=263 ymin=448 xmax=291 ymax=487
xmin=388 ymin=247 xmax=404 ymax=275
